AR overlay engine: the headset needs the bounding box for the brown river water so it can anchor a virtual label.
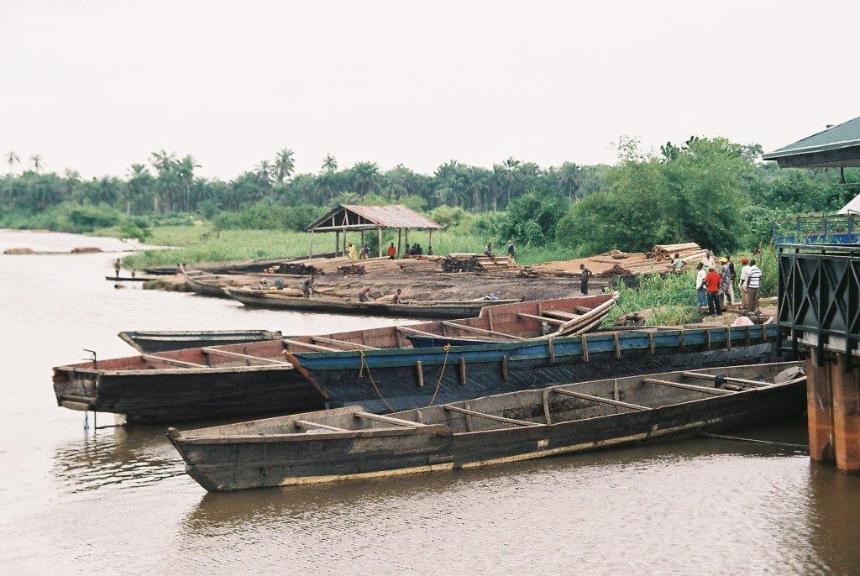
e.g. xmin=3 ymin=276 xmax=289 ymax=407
xmin=1 ymin=230 xmax=859 ymax=575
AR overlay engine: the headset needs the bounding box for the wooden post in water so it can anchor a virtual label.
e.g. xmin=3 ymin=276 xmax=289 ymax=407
xmin=806 ymin=348 xmax=860 ymax=471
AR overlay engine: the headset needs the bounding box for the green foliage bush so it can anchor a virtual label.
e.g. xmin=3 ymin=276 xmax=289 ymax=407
xmin=214 ymin=203 xmax=324 ymax=231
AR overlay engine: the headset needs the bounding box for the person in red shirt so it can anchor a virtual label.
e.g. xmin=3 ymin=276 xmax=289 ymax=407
xmin=705 ymin=265 xmax=722 ymax=316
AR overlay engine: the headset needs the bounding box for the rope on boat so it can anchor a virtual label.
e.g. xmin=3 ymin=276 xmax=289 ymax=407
xmin=425 ymin=344 xmax=451 ymax=408
xmin=357 ymin=344 xmax=452 ymax=413
xmin=358 ymin=350 xmax=396 ymax=412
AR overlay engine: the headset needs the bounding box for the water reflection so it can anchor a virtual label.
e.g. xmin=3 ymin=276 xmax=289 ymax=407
xmin=52 ymin=426 xmax=183 ymax=493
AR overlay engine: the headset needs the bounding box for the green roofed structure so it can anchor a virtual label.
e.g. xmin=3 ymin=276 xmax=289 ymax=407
xmin=763 ymin=116 xmax=860 ymax=168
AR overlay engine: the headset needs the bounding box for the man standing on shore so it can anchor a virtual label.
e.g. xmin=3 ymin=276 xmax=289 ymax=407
xmin=738 ymin=257 xmax=750 ymax=310
xmin=705 ymin=265 xmax=722 ymax=316
xmin=579 ymin=263 xmax=592 ymax=295
xmin=695 ymin=262 xmax=707 ymax=309
xmin=744 ymin=259 xmax=762 ymax=313
xmin=507 ymin=239 xmax=516 ymax=267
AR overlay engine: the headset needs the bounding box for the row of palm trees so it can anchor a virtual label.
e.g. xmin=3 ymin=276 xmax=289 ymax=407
xmin=3 ymin=146 xmax=601 ymax=215
xmin=5 ymin=151 xmax=43 ymax=174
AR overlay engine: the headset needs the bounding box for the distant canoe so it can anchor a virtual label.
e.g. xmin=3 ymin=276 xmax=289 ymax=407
xmin=169 ymin=361 xmax=806 ymax=491
xmin=179 ymin=265 xmax=230 ymax=298
xmin=118 ymin=330 xmax=283 ymax=353
xmin=225 ymin=287 xmax=521 ymax=319
xmin=105 ymin=275 xmax=156 ymax=282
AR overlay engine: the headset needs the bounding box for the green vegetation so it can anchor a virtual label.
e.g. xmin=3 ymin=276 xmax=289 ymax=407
xmin=3 ymin=138 xmax=854 ymax=273
xmin=608 ymin=271 xmax=702 ymax=327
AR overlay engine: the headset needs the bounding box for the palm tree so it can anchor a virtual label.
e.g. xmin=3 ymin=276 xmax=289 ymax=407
xmin=321 ymin=154 xmax=338 ymax=173
xmin=256 ymin=160 xmax=273 ymax=185
xmin=350 ymin=161 xmax=379 ymax=196
xmin=176 ymin=155 xmax=200 ymax=211
xmin=502 ymin=157 xmax=521 ymax=207
xmin=30 ymin=154 xmax=43 ymax=173
xmin=558 ymin=162 xmax=581 ymax=201
xmin=5 ymin=151 xmax=20 ymax=175
xmin=273 ymin=148 xmax=295 ymax=183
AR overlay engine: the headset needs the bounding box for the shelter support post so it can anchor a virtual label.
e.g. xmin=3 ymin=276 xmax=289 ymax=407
xmin=429 ymin=229 xmax=432 ymax=253
xmin=398 ymin=228 xmax=402 ymax=257
xmin=308 ymin=231 xmax=313 ymax=258
xmin=377 ymin=226 xmax=382 ymax=257
xmin=335 ymin=230 xmax=340 ymax=257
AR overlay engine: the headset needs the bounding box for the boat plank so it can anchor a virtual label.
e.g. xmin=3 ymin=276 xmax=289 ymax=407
xmin=642 ymin=378 xmax=734 ymax=395
xmin=552 ymin=388 xmax=651 ymax=411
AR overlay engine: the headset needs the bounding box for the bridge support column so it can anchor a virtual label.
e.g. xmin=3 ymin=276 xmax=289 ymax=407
xmin=806 ymin=350 xmax=860 ymax=472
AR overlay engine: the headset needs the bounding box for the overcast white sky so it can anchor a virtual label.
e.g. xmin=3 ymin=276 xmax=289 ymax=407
xmin=1 ymin=0 xmax=858 ymax=179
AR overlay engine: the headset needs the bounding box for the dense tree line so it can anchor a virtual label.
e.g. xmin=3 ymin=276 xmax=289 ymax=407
xmin=2 ymin=139 xmax=856 ymax=253
xmin=0 ymin=148 xmax=606 ymax=217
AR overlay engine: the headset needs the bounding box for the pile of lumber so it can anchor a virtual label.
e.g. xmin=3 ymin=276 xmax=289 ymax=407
xmin=649 ymin=243 xmax=709 ymax=264
xmin=526 ymin=242 xmax=707 ymax=279
xmin=442 ymin=253 xmax=515 ymax=273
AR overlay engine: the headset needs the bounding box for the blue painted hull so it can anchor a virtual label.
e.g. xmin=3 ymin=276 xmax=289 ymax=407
xmin=289 ymin=324 xmax=782 ymax=412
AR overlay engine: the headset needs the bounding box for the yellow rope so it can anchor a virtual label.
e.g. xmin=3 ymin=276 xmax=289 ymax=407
xmin=357 ymin=344 xmax=452 ymax=413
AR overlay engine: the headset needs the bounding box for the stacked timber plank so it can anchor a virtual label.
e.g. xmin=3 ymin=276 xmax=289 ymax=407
xmin=443 ymin=253 xmax=517 ymax=273
xmin=525 ymin=242 xmax=707 ymax=279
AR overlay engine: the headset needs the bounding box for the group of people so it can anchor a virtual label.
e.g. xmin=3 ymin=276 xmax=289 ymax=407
xmin=483 ymin=240 xmax=518 ymax=267
xmin=347 ymin=241 xmax=432 ymax=261
xmin=688 ymin=250 xmax=762 ymax=316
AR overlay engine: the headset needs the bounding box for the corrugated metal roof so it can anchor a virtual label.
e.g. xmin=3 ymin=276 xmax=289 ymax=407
xmin=763 ymin=116 xmax=860 ymax=160
xmin=306 ymin=204 xmax=443 ymax=231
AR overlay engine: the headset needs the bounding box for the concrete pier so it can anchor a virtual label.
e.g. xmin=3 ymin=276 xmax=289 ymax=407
xmin=807 ymin=350 xmax=860 ymax=471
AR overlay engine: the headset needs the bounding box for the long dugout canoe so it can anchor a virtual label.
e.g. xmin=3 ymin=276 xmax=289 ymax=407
xmin=52 ymin=296 xmax=612 ymax=424
xmin=170 ymin=361 xmax=805 ymax=491
xmin=287 ymin=324 xmax=784 ymax=412
xmin=118 ymin=330 xmax=284 ymax=354
xmin=225 ymin=287 xmax=521 ymax=319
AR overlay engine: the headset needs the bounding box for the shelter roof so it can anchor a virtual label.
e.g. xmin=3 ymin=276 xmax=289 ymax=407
xmin=306 ymin=204 xmax=442 ymax=232
xmin=763 ymin=116 xmax=860 ymax=168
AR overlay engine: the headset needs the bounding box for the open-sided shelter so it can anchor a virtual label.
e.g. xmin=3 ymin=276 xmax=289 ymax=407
xmin=306 ymin=204 xmax=442 ymax=257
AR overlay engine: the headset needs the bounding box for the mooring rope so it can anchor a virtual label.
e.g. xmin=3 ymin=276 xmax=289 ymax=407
xmin=425 ymin=344 xmax=451 ymax=408
xmin=357 ymin=343 xmax=452 ymax=413
xmin=358 ymin=350 xmax=396 ymax=412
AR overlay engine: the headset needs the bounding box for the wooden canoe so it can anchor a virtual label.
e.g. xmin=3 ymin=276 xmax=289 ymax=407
xmin=180 ymin=265 xmax=231 ymax=298
xmin=53 ymin=295 xmax=615 ymax=423
xmin=169 ymin=361 xmax=806 ymax=491
xmin=225 ymin=286 xmax=521 ymax=319
xmin=118 ymin=330 xmax=283 ymax=353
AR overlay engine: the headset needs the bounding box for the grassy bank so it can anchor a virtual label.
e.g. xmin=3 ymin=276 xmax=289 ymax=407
xmin=102 ymin=221 xmax=582 ymax=269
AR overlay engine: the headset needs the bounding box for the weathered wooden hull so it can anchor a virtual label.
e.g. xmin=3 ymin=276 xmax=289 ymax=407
xmin=227 ymin=288 xmax=519 ymax=319
xmin=52 ymin=364 xmax=324 ymax=424
xmin=289 ymin=325 xmax=782 ymax=412
xmin=170 ymin=407 xmax=453 ymax=491
xmin=170 ymin=362 xmax=804 ymax=491
xmin=118 ymin=330 xmax=283 ymax=353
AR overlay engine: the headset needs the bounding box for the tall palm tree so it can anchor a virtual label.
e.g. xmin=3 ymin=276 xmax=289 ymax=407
xmin=321 ymin=154 xmax=338 ymax=173
xmin=30 ymin=154 xmax=43 ymax=173
xmin=5 ymin=151 xmax=20 ymax=175
xmin=256 ymin=160 xmax=273 ymax=185
xmin=502 ymin=157 xmax=521 ymax=207
xmin=350 ymin=161 xmax=379 ymax=196
xmin=176 ymin=155 xmax=200 ymax=211
xmin=273 ymin=148 xmax=295 ymax=183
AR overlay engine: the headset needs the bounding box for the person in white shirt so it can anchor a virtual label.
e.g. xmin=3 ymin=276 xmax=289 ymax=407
xmin=738 ymin=258 xmax=750 ymax=310
xmin=695 ymin=262 xmax=707 ymax=309
xmin=743 ymin=259 xmax=762 ymax=313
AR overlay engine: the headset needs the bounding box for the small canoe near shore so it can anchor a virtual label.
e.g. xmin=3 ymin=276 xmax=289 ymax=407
xmin=118 ymin=330 xmax=283 ymax=353
xmin=169 ymin=362 xmax=806 ymax=491
xmin=225 ymin=286 xmax=521 ymax=319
